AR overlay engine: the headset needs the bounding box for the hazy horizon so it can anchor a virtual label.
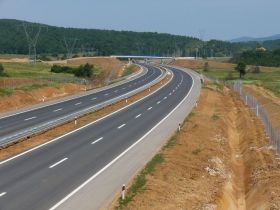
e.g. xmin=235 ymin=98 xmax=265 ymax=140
xmin=0 ymin=0 xmax=279 ymax=41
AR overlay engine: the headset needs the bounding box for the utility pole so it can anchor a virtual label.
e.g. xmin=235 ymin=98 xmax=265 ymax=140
xmin=64 ymin=37 xmax=78 ymax=59
xmin=22 ymin=22 xmax=46 ymax=63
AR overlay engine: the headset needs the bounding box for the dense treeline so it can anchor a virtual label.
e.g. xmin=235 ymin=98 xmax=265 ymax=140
xmin=231 ymin=49 xmax=280 ymax=67
xmin=0 ymin=19 xmax=262 ymax=57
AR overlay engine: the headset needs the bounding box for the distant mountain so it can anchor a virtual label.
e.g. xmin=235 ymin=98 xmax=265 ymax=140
xmin=230 ymin=34 xmax=280 ymax=43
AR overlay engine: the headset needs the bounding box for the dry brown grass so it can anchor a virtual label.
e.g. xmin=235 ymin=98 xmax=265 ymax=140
xmin=113 ymin=85 xmax=280 ymax=210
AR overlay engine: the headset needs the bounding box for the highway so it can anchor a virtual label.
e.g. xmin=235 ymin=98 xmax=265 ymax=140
xmin=0 ymin=65 xmax=162 ymax=145
xmin=0 ymin=65 xmax=199 ymax=210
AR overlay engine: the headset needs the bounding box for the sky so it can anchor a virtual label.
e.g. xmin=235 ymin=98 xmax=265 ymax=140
xmin=0 ymin=0 xmax=279 ymax=41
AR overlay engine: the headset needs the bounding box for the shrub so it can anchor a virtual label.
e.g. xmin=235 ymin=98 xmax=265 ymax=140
xmin=0 ymin=63 xmax=9 ymax=77
xmin=203 ymin=62 xmax=209 ymax=72
xmin=74 ymin=63 xmax=93 ymax=78
xmin=251 ymin=65 xmax=261 ymax=74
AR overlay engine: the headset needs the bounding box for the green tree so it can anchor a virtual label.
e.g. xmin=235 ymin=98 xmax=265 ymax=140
xmin=0 ymin=63 xmax=4 ymax=74
xmin=235 ymin=62 xmax=246 ymax=78
xmin=203 ymin=62 xmax=209 ymax=72
xmin=75 ymin=63 xmax=93 ymax=78
xmin=0 ymin=63 xmax=8 ymax=77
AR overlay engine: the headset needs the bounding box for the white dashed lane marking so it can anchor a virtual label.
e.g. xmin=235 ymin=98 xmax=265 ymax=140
xmin=24 ymin=116 xmax=37 ymax=121
xmin=0 ymin=192 xmax=7 ymax=197
xmin=135 ymin=114 xmax=142 ymax=119
xmin=75 ymin=102 xmax=82 ymax=106
xmin=118 ymin=124 xmax=126 ymax=129
xmin=91 ymin=137 xmax=103 ymax=145
xmin=49 ymin=158 xmax=68 ymax=169
xmin=147 ymin=107 xmax=153 ymax=111
xmin=53 ymin=108 xmax=63 ymax=112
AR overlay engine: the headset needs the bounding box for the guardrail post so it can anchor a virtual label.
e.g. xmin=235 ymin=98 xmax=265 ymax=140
xmin=178 ymin=123 xmax=181 ymax=132
xmin=256 ymin=105 xmax=259 ymax=117
xmin=75 ymin=117 xmax=77 ymax=126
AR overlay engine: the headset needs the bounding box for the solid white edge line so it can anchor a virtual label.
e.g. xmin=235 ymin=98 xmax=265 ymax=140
xmin=0 ymin=192 xmax=7 ymax=197
xmin=91 ymin=137 xmax=104 ymax=145
xmin=49 ymin=158 xmax=68 ymax=169
xmin=49 ymin=67 xmax=195 ymax=210
xmin=0 ymin=66 xmax=172 ymax=166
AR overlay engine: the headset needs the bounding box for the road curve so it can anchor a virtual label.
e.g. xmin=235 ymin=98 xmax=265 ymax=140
xmin=0 ymin=65 xmax=162 ymax=145
xmin=0 ymin=65 xmax=201 ymax=210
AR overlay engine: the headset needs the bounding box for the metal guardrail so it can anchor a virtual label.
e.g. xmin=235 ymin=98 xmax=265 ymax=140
xmin=0 ymin=66 xmax=167 ymax=148
xmin=230 ymin=81 xmax=280 ymax=155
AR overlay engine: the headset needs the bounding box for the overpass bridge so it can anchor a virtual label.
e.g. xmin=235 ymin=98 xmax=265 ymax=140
xmin=110 ymin=55 xmax=174 ymax=64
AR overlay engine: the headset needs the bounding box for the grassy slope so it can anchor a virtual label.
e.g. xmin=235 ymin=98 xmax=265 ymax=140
xmin=187 ymin=60 xmax=280 ymax=96
xmin=1 ymin=62 xmax=74 ymax=78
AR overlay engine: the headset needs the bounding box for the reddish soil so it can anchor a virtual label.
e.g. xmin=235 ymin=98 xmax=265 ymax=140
xmin=67 ymin=57 xmax=126 ymax=81
xmin=174 ymin=59 xmax=235 ymax=70
xmin=244 ymin=85 xmax=280 ymax=132
xmin=0 ymin=83 xmax=86 ymax=113
xmin=112 ymin=85 xmax=280 ymax=210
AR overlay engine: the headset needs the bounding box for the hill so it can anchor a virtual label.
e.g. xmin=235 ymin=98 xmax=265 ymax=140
xmin=230 ymin=34 xmax=280 ymax=43
xmin=0 ymin=19 xmax=270 ymax=58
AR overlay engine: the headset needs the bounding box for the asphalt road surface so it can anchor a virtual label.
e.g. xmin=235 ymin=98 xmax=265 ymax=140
xmin=0 ymin=64 xmax=196 ymax=210
xmin=0 ymin=65 xmax=161 ymax=144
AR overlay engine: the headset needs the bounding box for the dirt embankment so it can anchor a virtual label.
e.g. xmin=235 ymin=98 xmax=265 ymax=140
xmin=244 ymin=85 xmax=280 ymax=133
xmin=114 ymin=85 xmax=280 ymax=210
xmin=67 ymin=57 xmax=126 ymax=81
xmin=0 ymin=57 xmax=137 ymax=114
xmin=0 ymin=83 xmax=86 ymax=113
xmin=174 ymin=59 xmax=235 ymax=70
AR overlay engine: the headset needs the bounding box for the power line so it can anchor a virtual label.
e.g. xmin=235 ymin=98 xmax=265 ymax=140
xmin=63 ymin=37 xmax=78 ymax=59
xmin=22 ymin=21 xmax=47 ymax=63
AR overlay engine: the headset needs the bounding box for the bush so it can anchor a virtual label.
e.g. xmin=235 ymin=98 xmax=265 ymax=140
xmin=226 ymin=71 xmax=234 ymax=80
xmin=51 ymin=65 xmax=75 ymax=74
xmin=251 ymin=65 xmax=261 ymax=74
xmin=0 ymin=63 xmax=9 ymax=77
xmin=0 ymin=63 xmax=4 ymax=73
xmin=51 ymin=63 xmax=100 ymax=79
xmin=203 ymin=62 xmax=209 ymax=72
xmin=74 ymin=63 xmax=93 ymax=78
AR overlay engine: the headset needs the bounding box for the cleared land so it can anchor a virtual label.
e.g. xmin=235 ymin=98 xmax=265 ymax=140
xmin=174 ymin=59 xmax=280 ymax=96
xmin=112 ymin=83 xmax=280 ymax=210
